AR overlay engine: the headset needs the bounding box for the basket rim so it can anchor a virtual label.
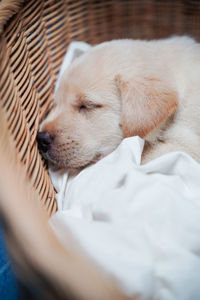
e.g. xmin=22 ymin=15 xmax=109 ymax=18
xmin=0 ymin=0 xmax=25 ymax=35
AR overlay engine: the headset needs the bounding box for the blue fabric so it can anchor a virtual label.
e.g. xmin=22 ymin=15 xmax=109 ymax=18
xmin=0 ymin=225 xmax=18 ymax=300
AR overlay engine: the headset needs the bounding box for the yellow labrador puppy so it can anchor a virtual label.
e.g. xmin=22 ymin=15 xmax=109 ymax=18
xmin=38 ymin=36 xmax=200 ymax=170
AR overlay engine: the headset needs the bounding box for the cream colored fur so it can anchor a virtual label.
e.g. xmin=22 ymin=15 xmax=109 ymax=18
xmin=41 ymin=36 xmax=200 ymax=169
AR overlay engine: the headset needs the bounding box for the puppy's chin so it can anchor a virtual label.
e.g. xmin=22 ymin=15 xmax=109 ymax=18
xmin=40 ymin=150 xmax=103 ymax=172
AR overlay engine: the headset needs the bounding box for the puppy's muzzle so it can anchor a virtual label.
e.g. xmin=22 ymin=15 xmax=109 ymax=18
xmin=37 ymin=131 xmax=53 ymax=153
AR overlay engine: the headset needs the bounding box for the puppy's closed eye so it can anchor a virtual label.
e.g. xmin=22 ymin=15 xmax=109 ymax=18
xmin=76 ymin=101 xmax=103 ymax=113
xmin=79 ymin=104 xmax=88 ymax=111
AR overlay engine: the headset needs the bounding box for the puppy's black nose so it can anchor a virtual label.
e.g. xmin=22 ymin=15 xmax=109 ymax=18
xmin=37 ymin=131 xmax=53 ymax=153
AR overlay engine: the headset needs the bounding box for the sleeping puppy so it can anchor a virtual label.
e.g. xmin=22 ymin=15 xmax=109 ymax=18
xmin=38 ymin=36 xmax=200 ymax=170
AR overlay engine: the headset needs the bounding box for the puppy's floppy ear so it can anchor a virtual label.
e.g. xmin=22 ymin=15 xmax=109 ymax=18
xmin=115 ymin=75 xmax=178 ymax=138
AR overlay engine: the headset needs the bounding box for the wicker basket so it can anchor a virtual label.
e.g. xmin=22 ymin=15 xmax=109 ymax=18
xmin=0 ymin=0 xmax=200 ymax=299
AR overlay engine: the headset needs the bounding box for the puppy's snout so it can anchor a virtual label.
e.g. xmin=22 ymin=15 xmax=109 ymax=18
xmin=37 ymin=131 xmax=54 ymax=153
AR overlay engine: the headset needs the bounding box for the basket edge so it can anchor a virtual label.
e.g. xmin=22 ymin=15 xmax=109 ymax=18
xmin=0 ymin=0 xmax=25 ymax=35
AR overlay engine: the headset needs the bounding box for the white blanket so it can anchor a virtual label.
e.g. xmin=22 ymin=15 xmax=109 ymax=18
xmin=49 ymin=42 xmax=200 ymax=300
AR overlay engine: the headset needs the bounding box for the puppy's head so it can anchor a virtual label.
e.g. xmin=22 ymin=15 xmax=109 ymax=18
xmin=38 ymin=43 xmax=178 ymax=170
xmin=38 ymin=49 xmax=123 ymax=170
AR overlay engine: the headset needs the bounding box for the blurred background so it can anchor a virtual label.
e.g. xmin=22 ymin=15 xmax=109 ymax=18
xmin=0 ymin=226 xmax=18 ymax=300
